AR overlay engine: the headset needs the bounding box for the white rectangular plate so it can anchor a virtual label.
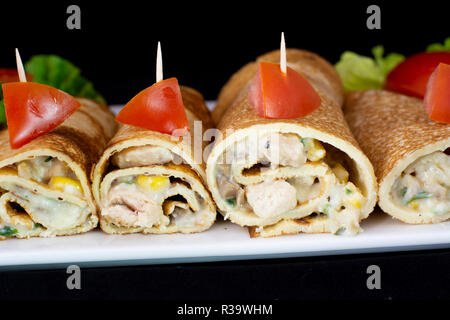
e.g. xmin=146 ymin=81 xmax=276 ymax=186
xmin=1 ymin=103 xmax=449 ymax=270
xmin=2 ymin=211 xmax=450 ymax=270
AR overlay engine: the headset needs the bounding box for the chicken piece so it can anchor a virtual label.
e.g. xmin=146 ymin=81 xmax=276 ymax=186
xmin=245 ymin=179 xmax=297 ymax=218
xmin=103 ymin=185 xmax=165 ymax=228
xmin=112 ymin=146 xmax=173 ymax=168
xmin=258 ymin=133 xmax=305 ymax=168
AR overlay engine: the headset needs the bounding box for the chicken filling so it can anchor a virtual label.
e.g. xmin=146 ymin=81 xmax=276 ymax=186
xmin=104 ymin=144 xmax=209 ymax=229
xmin=393 ymin=151 xmax=449 ymax=215
xmin=102 ymin=175 xmax=209 ymax=229
xmin=215 ymin=132 xmax=366 ymax=234
xmin=111 ymin=145 xmax=185 ymax=168
xmin=16 ymin=156 xmax=83 ymax=197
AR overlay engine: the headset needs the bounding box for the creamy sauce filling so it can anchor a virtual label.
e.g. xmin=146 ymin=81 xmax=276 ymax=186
xmin=0 ymin=157 xmax=87 ymax=238
xmin=12 ymin=187 xmax=88 ymax=230
xmin=393 ymin=151 xmax=450 ymax=216
xmin=316 ymin=181 xmax=365 ymax=235
xmin=0 ymin=185 xmax=90 ymax=237
xmin=215 ymin=132 xmax=366 ymax=234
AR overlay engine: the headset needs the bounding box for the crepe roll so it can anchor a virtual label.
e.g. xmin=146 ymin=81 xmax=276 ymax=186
xmin=92 ymin=86 xmax=216 ymax=234
xmin=207 ymin=49 xmax=377 ymax=237
xmin=0 ymin=98 xmax=118 ymax=239
xmin=345 ymin=90 xmax=450 ymax=223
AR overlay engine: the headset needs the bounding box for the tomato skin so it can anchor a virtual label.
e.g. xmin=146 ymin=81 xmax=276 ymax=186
xmin=248 ymin=62 xmax=321 ymax=119
xmin=0 ymin=69 xmax=32 ymax=83
xmin=423 ymin=63 xmax=450 ymax=123
xmin=116 ymin=78 xmax=189 ymax=137
xmin=248 ymin=69 xmax=264 ymax=116
xmin=2 ymin=82 xmax=81 ymax=149
xmin=385 ymin=52 xmax=450 ymax=99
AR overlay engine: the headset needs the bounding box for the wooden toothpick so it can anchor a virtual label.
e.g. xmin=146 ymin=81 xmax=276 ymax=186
xmin=280 ymin=32 xmax=287 ymax=74
xmin=156 ymin=41 xmax=163 ymax=83
xmin=15 ymin=48 xmax=27 ymax=82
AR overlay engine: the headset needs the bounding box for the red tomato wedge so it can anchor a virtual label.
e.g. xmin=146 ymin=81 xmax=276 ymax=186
xmin=2 ymin=82 xmax=81 ymax=149
xmin=423 ymin=63 xmax=450 ymax=123
xmin=116 ymin=77 xmax=189 ymax=136
xmin=385 ymin=52 xmax=450 ymax=99
xmin=248 ymin=61 xmax=321 ymax=119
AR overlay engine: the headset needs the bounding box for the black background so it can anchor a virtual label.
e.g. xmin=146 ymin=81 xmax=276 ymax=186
xmin=1 ymin=1 xmax=449 ymax=103
xmin=1 ymin=0 xmax=450 ymax=303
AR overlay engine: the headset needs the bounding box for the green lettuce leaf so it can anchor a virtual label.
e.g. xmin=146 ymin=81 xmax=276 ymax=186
xmin=0 ymin=100 xmax=5 ymax=124
xmin=24 ymin=55 xmax=105 ymax=104
xmin=335 ymin=46 xmax=405 ymax=92
xmin=426 ymin=37 xmax=450 ymax=52
xmin=0 ymin=83 xmax=5 ymax=125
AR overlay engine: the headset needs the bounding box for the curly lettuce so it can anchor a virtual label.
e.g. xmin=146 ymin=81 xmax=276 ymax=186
xmin=426 ymin=37 xmax=450 ymax=52
xmin=25 ymin=55 xmax=105 ymax=104
xmin=335 ymin=46 xmax=405 ymax=92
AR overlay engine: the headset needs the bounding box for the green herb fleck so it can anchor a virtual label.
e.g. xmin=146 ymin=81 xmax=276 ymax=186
xmin=0 ymin=226 xmax=18 ymax=237
xmin=33 ymin=223 xmax=43 ymax=230
xmin=225 ymin=197 xmax=236 ymax=207
xmin=345 ymin=188 xmax=352 ymax=195
xmin=334 ymin=228 xmax=346 ymax=236
xmin=408 ymin=191 xmax=432 ymax=203
xmin=44 ymin=156 xmax=53 ymax=162
xmin=321 ymin=203 xmax=331 ymax=215
xmin=300 ymin=137 xmax=309 ymax=147
xmin=400 ymin=187 xmax=407 ymax=198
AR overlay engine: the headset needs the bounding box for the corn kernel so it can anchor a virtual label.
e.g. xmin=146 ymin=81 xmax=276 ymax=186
xmin=49 ymin=176 xmax=83 ymax=196
xmin=332 ymin=163 xmax=349 ymax=183
xmin=345 ymin=183 xmax=363 ymax=209
xmin=409 ymin=200 xmax=419 ymax=209
xmin=137 ymin=175 xmax=170 ymax=191
xmin=303 ymin=138 xmax=326 ymax=161
xmin=349 ymin=199 xmax=362 ymax=209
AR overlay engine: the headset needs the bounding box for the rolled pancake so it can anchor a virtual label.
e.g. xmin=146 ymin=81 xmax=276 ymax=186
xmin=92 ymin=86 xmax=216 ymax=234
xmin=345 ymin=90 xmax=450 ymax=224
xmin=207 ymin=49 xmax=377 ymax=237
xmin=0 ymin=98 xmax=118 ymax=239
